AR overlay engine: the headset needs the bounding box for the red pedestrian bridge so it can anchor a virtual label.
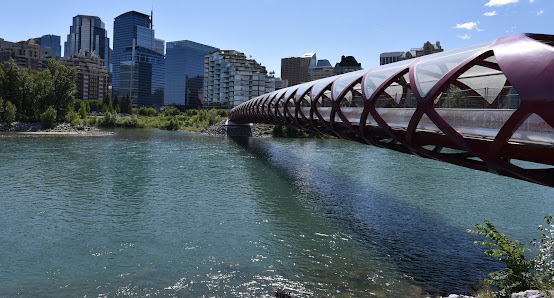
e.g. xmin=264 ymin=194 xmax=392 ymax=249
xmin=229 ymin=33 xmax=554 ymax=187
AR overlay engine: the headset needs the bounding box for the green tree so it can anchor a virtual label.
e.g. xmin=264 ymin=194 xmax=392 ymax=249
xmin=120 ymin=94 xmax=132 ymax=114
xmin=78 ymin=102 xmax=87 ymax=119
xmin=112 ymin=93 xmax=119 ymax=111
xmin=102 ymin=91 xmax=111 ymax=108
xmin=1 ymin=60 xmax=21 ymax=106
xmin=33 ymin=69 xmax=53 ymax=120
xmin=0 ymin=97 xmax=4 ymax=122
xmin=41 ymin=106 xmax=57 ymax=129
xmin=4 ymin=101 xmax=17 ymax=125
xmin=46 ymin=59 xmax=77 ymax=122
xmin=163 ymin=106 xmax=180 ymax=116
xmin=0 ymin=64 xmax=5 ymax=103
xmin=17 ymin=67 xmax=37 ymax=121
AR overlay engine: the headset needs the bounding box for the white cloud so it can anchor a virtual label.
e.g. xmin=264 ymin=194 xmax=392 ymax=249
xmin=505 ymin=26 xmax=517 ymax=33
xmin=485 ymin=0 xmax=519 ymax=7
xmin=455 ymin=22 xmax=478 ymax=30
xmin=537 ymin=9 xmax=544 ymax=15
xmin=457 ymin=34 xmax=471 ymax=40
xmin=530 ymin=0 xmax=535 ymax=3
xmin=484 ymin=11 xmax=498 ymax=16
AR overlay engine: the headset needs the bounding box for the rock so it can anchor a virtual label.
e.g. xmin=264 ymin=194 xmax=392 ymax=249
xmin=201 ymin=119 xmax=271 ymax=138
xmin=511 ymin=290 xmax=547 ymax=298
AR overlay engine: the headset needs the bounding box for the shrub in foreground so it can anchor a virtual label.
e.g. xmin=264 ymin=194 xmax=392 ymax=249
xmin=468 ymin=216 xmax=554 ymax=295
xmin=4 ymin=101 xmax=17 ymax=125
xmin=41 ymin=106 xmax=57 ymax=129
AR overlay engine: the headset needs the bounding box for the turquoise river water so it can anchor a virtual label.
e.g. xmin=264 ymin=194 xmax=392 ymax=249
xmin=1 ymin=129 xmax=553 ymax=297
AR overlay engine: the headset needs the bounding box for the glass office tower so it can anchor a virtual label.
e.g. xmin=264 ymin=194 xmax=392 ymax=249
xmin=64 ymin=15 xmax=110 ymax=68
xmin=113 ymin=11 xmax=165 ymax=107
xmin=40 ymin=35 xmax=61 ymax=60
xmin=165 ymin=40 xmax=217 ymax=108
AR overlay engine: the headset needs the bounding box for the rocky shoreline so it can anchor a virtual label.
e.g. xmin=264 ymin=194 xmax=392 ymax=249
xmin=200 ymin=119 xmax=269 ymax=137
xmin=0 ymin=122 xmax=111 ymax=135
xmin=446 ymin=290 xmax=554 ymax=298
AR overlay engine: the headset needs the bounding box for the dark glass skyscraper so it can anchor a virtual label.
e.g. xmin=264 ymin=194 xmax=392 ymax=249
xmin=113 ymin=11 xmax=165 ymax=107
xmin=39 ymin=35 xmax=61 ymax=60
xmin=64 ymin=15 xmax=110 ymax=68
xmin=165 ymin=40 xmax=217 ymax=107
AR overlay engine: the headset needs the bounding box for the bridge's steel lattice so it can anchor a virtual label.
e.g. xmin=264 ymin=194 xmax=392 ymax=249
xmin=230 ymin=34 xmax=554 ymax=187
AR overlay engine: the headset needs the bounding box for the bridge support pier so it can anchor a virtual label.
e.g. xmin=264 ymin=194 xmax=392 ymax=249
xmin=225 ymin=120 xmax=252 ymax=137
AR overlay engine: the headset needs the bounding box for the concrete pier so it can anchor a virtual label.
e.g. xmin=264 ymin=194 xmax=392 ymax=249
xmin=225 ymin=120 xmax=252 ymax=137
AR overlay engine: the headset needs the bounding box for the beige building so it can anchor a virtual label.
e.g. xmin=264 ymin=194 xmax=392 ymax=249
xmin=0 ymin=38 xmax=42 ymax=70
xmin=61 ymin=50 xmax=109 ymax=100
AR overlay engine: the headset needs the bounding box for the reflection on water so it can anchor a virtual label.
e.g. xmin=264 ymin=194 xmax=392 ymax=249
xmin=0 ymin=130 xmax=553 ymax=296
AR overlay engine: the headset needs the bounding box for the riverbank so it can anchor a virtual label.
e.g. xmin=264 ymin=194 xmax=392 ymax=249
xmin=0 ymin=121 xmax=111 ymax=135
xmin=446 ymin=290 xmax=554 ymax=298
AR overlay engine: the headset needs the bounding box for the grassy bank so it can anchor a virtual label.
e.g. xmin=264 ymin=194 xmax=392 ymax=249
xmin=74 ymin=109 xmax=227 ymax=132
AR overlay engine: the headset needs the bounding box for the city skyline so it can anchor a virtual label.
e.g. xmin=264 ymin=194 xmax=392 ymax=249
xmin=0 ymin=0 xmax=552 ymax=77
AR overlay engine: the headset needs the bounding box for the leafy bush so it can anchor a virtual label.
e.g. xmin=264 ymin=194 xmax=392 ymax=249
xmin=185 ymin=109 xmax=198 ymax=117
xmin=216 ymin=109 xmax=229 ymax=117
xmin=65 ymin=111 xmax=81 ymax=125
xmin=98 ymin=111 xmax=118 ymax=127
xmin=469 ymin=217 xmax=554 ymax=295
xmin=532 ymin=216 xmax=554 ymax=289
xmin=85 ymin=116 xmax=97 ymax=126
xmin=3 ymin=101 xmax=17 ymax=125
xmin=163 ymin=106 xmax=181 ymax=116
xmin=468 ymin=221 xmax=534 ymax=295
xmin=138 ymin=107 xmax=158 ymax=116
xmin=41 ymin=106 xmax=57 ymax=129
xmin=115 ymin=116 xmax=145 ymax=128
xmin=163 ymin=118 xmax=181 ymax=130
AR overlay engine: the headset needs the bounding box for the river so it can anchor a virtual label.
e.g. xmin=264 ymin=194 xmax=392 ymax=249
xmin=1 ymin=129 xmax=553 ymax=296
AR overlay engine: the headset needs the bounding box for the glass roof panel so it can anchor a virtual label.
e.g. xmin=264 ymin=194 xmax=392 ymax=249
xmin=363 ymin=59 xmax=412 ymax=99
xmin=414 ymin=40 xmax=495 ymax=97
xmin=295 ymin=81 xmax=318 ymax=102
xmin=331 ymin=69 xmax=368 ymax=100
xmin=311 ymin=75 xmax=340 ymax=101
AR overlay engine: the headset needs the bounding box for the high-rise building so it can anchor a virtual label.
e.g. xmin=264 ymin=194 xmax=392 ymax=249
xmin=334 ymin=55 xmax=362 ymax=75
xmin=38 ymin=35 xmax=61 ymax=60
xmin=302 ymin=52 xmax=317 ymax=68
xmin=281 ymin=57 xmax=309 ymax=86
xmin=312 ymin=59 xmax=334 ymax=80
xmin=380 ymin=41 xmax=443 ymax=65
xmin=32 ymin=35 xmax=61 ymax=70
xmin=64 ymin=15 xmax=110 ymax=68
xmin=113 ymin=10 xmax=165 ymax=107
xmin=60 ymin=50 xmax=109 ymax=100
xmin=165 ymin=40 xmax=217 ymax=108
xmin=0 ymin=38 xmax=42 ymax=70
xmin=203 ymin=50 xmax=275 ymax=109
xmin=302 ymin=52 xmax=318 ymax=81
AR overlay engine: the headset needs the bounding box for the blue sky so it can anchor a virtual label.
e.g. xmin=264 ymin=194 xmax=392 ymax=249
xmin=1 ymin=0 xmax=551 ymax=77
